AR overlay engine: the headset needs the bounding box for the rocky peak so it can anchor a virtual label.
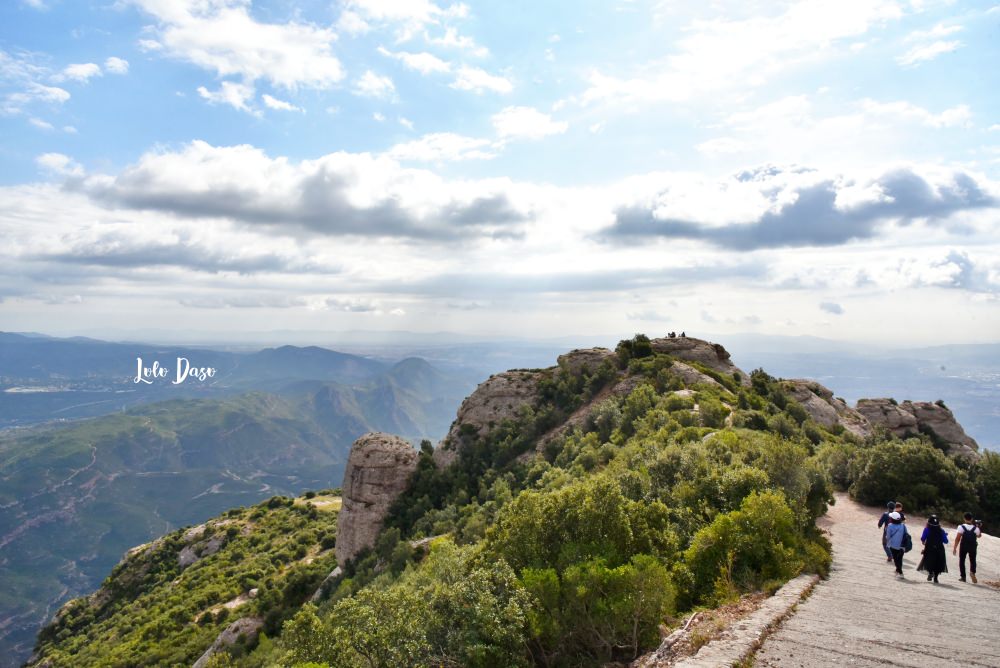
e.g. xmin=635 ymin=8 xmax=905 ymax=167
xmin=556 ymin=347 xmax=616 ymax=375
xmin=782 ymin=380 xmax=872 ymax=439
xmin=649 ymin=336 xmax=750 ymax=385
xmin=433 ymin=369 xmax=545 ymax=468
xmin=336 ymin=433 xmax=419 ymax=567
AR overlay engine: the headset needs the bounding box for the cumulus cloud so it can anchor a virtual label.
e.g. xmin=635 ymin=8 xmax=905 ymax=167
xmin=386 ymin=133 xmax=496 ymax=162
xmin=492 ymin=106 xmax=567 ymax=140
xmin=129 ymin=0 xmax=343 ymax=100
xmin=340 ymin=1 xmax=477 ymax=47
xmin=36 ymin=152 xmax=84 ymax=176
xmin=57 ymin=62 xmax=102 ymax=83
xmin=28 ymin=117 xmax=53 ymax=130
xmin=104 ymin=57 xmax=129 ymax=74
xmin=425 ymin=26 xmax=489 ymax=57
xmin=262 ymin=93 xmax=302 ymax=112
xmin=197 ymin=80 xmax=255 ymax=112
xmin=601 ymin=166 xmax=997 ymax=250
xmin=577 ymin=0 xmax=903 ymax=106
xmin=897 ymin=40 xmax=962 ymax=66
xmin=354 ymin=70 xmax=396 ymax=99
xmin=79 ymin=141 xmax=531 ymax=240
xmin=450 ymin=65 xmax=512 ymax=94
xmin=820 ymin=301 xmax=844 ymax=315
xmin=377 ymin=46 xmax=451 ymax=74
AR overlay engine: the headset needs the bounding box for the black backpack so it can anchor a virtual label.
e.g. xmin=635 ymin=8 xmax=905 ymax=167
xmin=902 ymin=527 xmax=913 ymax=553
xmin=961 ymin=524 xmax=978 ymax=548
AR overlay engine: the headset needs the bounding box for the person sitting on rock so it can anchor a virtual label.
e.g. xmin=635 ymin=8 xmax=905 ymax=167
xmin=953 ymin=512 xmax=981 ymax=583
xmin=878 ymin=501 xmax=895 ymax=562
xmin=680 ymin=331 xmax=686 ymax=337
xmin=885 ymin=512 xmax=908 ymax=578
xmin=917 ymin=515 xmax=948 ymax=583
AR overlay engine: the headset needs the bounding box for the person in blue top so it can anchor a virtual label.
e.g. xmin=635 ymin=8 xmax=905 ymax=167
xmin=877 ymin=501 xmax=895 ymax=562
xmin=916 ymin=515 xmax=948 ymax=583
xmin=885 ymin=511 xmax=908 ymax=577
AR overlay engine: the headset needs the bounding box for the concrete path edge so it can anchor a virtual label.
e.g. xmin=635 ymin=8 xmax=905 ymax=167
xmin=672 ymin=572 xmax=820 ymax=668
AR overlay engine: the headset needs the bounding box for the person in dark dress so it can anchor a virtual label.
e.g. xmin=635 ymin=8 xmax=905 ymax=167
xmin=917 ymin=515 xmax=949 ymax=583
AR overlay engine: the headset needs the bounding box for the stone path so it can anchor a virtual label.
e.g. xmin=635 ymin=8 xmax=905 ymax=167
xmin=755 ymin=493 xmax=1000 ymax=667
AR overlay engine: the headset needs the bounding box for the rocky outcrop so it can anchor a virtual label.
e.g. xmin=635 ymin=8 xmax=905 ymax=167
xmin=666 ymin=361 xmax=723 ymax=389
xmin=557 ymin=347 xmax=616 ymax=375
xmin=650 ymin=337 xmax=750 ymax=386
xmin=856 ymin=398 xmax=979 ymax=458
xmin=192 ymin=616 xmax=264 ymax=668
xmin=433 ymin=370 xmax=544 ymax=468
xmin=901 ymin=400 xmax=979 ymax=458
xmin=856 ymin=399 xmax=921 ymax=438
xmin=783 ymin=380 xmax=872 ymax=439
xmin=336 ymin=433 xmax=419 ymax=567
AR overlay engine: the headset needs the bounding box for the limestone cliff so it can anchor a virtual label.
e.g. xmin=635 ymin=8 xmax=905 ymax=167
xmin=782 ymin=380 xmax=872 ymax=439
xmin=857 ymin=398 xmax=979 ymax=458
xmin=650 ymin=336 xmax=751 ymax=386
xmin=336 ymin=432 xmax=419 ymax=566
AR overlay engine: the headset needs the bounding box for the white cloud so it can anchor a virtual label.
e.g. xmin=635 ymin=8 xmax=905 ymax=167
xmin=425 ymin=27 xmax=488 ymax=57
xmin=29 ymin=117 xmax=53 ymax=130
xmin=342 ymin=0 xmax=474 ymax=44
xmin=372 ymin=111 xmax=386 ymax=121
xmin=104 ymin=57 xmax=130 ymax=74
xmin=696 ymin=137 xmax=750 ymax=155
xmin=386 ymin=132 xmax=496 ymax=162
xmin=336 ymin=10 xmax=370 ymax=35
xmin=262 ymin=93 xmax=302 ymax=112
xmin=377 ymin=47 xmax=451 ymax=74
xmin=399 ymin=116 xmax=414 ymax=129
xmin=63 ymin=125 xmax=78 ymax=134
xmin=491 ymin=106 xmax=567 ymax=140
xmin=578 ymin=0 xmax=903 ymax=106
xmin=861 ymin=99 xmax=971 ymax=128
xmin=58 ymin=62 xmax=102 ymax=83
xmin=36 ymin=152 xmax=83 ymax=177
xmin=354 ymin=70 xmax=396 ymax=99
xmin=451 ymin=65 xmax=512 ymax=94
xmin=197 ymin=80 xmax=256 ymax=113
xmin=897 ymin=40 xmax=962 ymax=66
xmin=130 ymin=0 xmax=344 ymax=90
xmin=21 ymin=0 xmax=46 ymax=8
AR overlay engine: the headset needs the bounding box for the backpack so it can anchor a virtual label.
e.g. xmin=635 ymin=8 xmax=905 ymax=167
xmin=902 ymin=527 xmax=913 ymax=553
xmin=961 ymin=524 xmax=978 ymax=548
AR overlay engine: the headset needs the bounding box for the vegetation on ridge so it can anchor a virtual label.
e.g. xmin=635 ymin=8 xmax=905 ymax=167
xmin=27 ymin=334 xmax=1000 ymax=668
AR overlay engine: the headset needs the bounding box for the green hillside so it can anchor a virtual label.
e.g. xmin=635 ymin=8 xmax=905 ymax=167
xmin=0 ymin=359 xmax=470 ymax=666
xmin=24 ymin=335 xmax=1000 ymax=667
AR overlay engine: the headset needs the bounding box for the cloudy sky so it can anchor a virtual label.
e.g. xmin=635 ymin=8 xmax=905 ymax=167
xmin=1 ymin=0 xmax=999 ymax=345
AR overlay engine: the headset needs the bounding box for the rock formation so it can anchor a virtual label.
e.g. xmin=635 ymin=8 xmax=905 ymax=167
xmin=856 ymin=398 xmax=920 ymax=438
xmin=783 ymin=380 xmax=872 ymax=439
xmin=336 ymin=433 xmax=419 ymax=567
xmin=650 ymin=336 xmax=751 ymax=386
xmin=855 ymin=398 xmax=978 ymax=458
xmin=433 ymin=369 xmax=545 ymax=468
xmin=192 ymin=616 xmax=264 ymax=668
xmin=556 ymin=347 xmax=616 ymax=375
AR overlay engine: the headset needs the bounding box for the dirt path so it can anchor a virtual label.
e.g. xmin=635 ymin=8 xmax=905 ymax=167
xmin=755 ymin=493 xmax=1000 ymax=667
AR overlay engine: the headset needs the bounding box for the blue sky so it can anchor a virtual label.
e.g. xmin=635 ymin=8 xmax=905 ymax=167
xmin=1 ymin=0 xmax=999 ymax=345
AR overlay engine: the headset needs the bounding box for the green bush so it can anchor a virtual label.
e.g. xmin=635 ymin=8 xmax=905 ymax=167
xmin=849 ymin=439 xmax=977 ymax=520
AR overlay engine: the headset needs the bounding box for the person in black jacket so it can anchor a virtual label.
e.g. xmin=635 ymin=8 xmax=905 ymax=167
xmin=917 ymin=515 xmax=948 ymax=583
xmin=877 ymin=501 xmax=895 ymax=562
xmin=953 ymin=512 xmax=982 ymax=583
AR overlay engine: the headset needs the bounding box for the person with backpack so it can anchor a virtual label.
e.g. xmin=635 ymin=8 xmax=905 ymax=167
xmin=917 ymin=515 xmax=948 ymax=583
xmin=885 ymin=511 xmax=909 ymax=578
xmin=953 ymin=512 xmax=981 ymax=583
xmin=877 ymin=501 xmax=895 ymax=562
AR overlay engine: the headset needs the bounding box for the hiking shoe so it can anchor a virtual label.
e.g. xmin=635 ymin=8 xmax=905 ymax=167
xmin=927 ymin=574 xmax=933 ymax=581
xmin=971 ymin=574 xmax=978 ymax=583
xmin=959 ymin=577 xmax=966 ymax=582
xmin=886 ymin=556 xmax=893 ymax=563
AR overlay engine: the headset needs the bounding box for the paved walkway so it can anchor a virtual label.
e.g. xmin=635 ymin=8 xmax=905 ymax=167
xmin=755 ymin=493 xmax=1000 ymax=667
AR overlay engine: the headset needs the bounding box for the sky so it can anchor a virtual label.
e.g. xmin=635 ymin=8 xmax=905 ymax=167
xmin=1 ymin=0 xmax=999 ymax=346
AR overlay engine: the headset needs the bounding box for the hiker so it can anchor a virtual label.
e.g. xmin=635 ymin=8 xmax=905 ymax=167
xmin=885 ymin=511 xmax=908 ymax=577
xmin=894 ymin=502 xmax=906 ymax=522
xmin=917 ymin=515 xmax=948 ymax=583
xmin=953 ymin=512 xmax=981 ymax=583
xmin=878 ymin=501 xmax=895 ymax=562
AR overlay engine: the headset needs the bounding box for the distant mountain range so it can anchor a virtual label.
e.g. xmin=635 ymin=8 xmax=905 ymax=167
xmin=0 ymin=334 xmax=475 ymax=666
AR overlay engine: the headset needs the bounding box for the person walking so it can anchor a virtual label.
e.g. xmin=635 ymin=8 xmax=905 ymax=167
xmin=917 ymin=515 xmax=948 ymax=583
xmin=953 ymin=512 xmax=981 ymax=583
xmin=885 ymin=511 xmax=908 ymax=578
xmin=878 ymin=501 xmax=895 ymax=562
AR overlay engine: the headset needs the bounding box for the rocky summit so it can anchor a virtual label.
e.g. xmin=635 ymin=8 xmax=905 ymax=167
xmin=335 ymin=432 xmax=420 ymax=566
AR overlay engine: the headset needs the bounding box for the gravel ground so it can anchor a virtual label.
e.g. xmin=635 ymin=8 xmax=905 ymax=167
xmin=754 ymin=492 xmax=1000 ymax=667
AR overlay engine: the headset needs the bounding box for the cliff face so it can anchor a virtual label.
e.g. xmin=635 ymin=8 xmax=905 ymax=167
xmin=782 ymin=380 xmax=873 ymax=439
xmin=336 ymin=433 xmax=420 ymax=566
xmin=857 ymin=398 xmax=979 ymax=458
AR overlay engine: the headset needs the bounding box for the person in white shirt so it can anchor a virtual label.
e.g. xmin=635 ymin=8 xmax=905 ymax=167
xmin=953 ymin=512 xmax=981 ymax=583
